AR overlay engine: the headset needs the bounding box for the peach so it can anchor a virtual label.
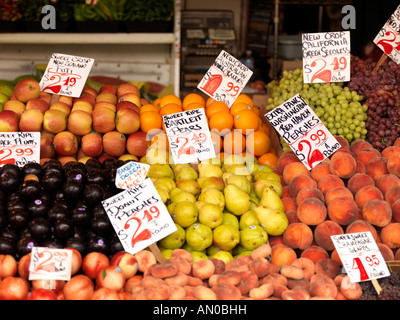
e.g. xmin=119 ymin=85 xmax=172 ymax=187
xmin=350 ymin=139 xmax=374 ymax=155
xmin=226 ymin=258 xmax=249 ymax=273
xmin=280 ymin=264 xmax=304 ymax=280
xmin=277 ymin=151 xmax=300 ymax=174
xmin=362 ymin=199 xmax=392 ymax=227
xmin=339 ymin=275 xmax=362 ymax=300
xmin=169 ymin=256 xmax=192 ymax=275
xmin=382 ymin=145 xmax=400 ymax=159
xmin=282 ymin=161 xmax=310 ymax=185
xmin=380 ymin=222 xmax=400 ymax=249
xmin=285 ymin=210 xmax=299 ymax=224
xmin=145 ymin=284 xmax=170 ymax=300
xmin=151 ymin=262 xmax=178 ymax=279
xmin=355 ymin=159 xmax=366 ymax=173
xmin=376 ymin=174 xmax=400 ymax=195
xmin=325 ymin=186 xmax=353 ymax=205
xmin=81 ymin=251 xmax=110 ymax=280
xmin=261 ymin=272 xmax=288 ymax=287
xmin=273 ymin=285 xmax=290 ymax=299
xmin=0 ymin=276 xmax=29 ymax=300
xmin=249 ymin=257 xmax=272 ymax=278
xmin=346 ymin=220 xmax=378 ymax=241
xmin=30 ymin=279 xmax=65 ymax=295
xmin=164 ymin=272 xmax=188 ymax=287
xmin=91 ymin=287 xmax=120 ymax=300
xmin=270 ymin=243 xmax=297 ymax=268
xmin=317 ymin=174 xmax=345 ymax=195
xmin=92 ymin=106 xmax=116 ymax=133
xmin=63 ymin=274 xmax=94 ymax=300
xmin=67 ymin=109 xmax=93 ymax=136
xmin=366 ymin=156 xmax=389 ymax=181
xmin=282 ymin=185 xmax=291 ymax=198
xmin=250 ymin=243 xmax=272 ymax=260
xmin=171 ymin=248 xmax=193 ymax=262
xmin=18 ymin=108 xmax=43 ymax=132
xmin=387 ymin=151 xmax=400 ymax=177
xmin=314 ymin=220 xmax=344 ymax=251
xmin=315 ymin=258 xmax=340 ymax=279
xmin=287 ymin=278 xmax=309 ymax=289
xmin=327 ymin=197 xmax=358 ymax=226
xmin=186 ymin=275 xmax=203 ymax=286
xmin=28 ymin=288 xmax=58 ymax=300
xmin=329 ymin=151 xmax=357 ymax=179
xmin=217 ymin=270 xmax=241 ymax=286
xmin=53 ymin=131 xmax=79 ymax=157
xmin=282 ymin=197 xmax=297 ymax=212
xmin=102 ymin=131 xmax=126 ymax=157
xmin=356 ymin=148 xmax=380 ymax=165
xmin=193 ymin=285 xmax=217 ymax=300
xmin=311 ymin=161 xmax=331 ymax=183
xmin=392 ymin=199 xmax=400 ymax=221
xmin=288 ymin=174 xmax=317 ymax=197
xmin=296 ymin=187 xmax=324 ymax=206
xmin=330 ymin=250 xmax=342 ymax=266
xmin=17 ymin=253 xmax=31 ymax=280
xmin=168 ymin=286 xmax=187 ymax=300
xmin=135 ymin=250 xmax=157 ymax=273
xmin=300 ymin=245 xmax=329 ymax=263
xmin=378 ymin=243 xmax=395 ymax=261
xmin=110 ymin=251 xmax=139 ymax=279
xmin=291 ymin=257 xmax=316 ymax=280
xmin=191 ymin=259 xmax=215 ymax=280
xmin=249 ymin=283 xmax=274 ymax=300
xmin=335 ymin=135 xmax=350 ymax=150
xmin=282 ymin=222 xmax=313 ymax=250
xmin=385 ymin=185 xmax=400 ymax=206
xmin=142 ymin=275 xmax=165 ymax=288
xmin=309 ymin=274 xmax=338 ymax=298
xmin=208 ymin=258 xmax=225 ymax=275
xmin=0 ymin=255 xmax=17 ymax=279
xmin=66 ymin=247 xmax=82 ymax=276
xmin=236 ymin=271 xmax=259 ymax=295
xmin=297 ymin=198 xmax=327 ymax=226
xmin=281 ymin=288 xmax=311 ymax=300
xmin=213 ymin=283 xmax=242 ymax=300
xmin=355 ymin=185 xmax=384 ymax=209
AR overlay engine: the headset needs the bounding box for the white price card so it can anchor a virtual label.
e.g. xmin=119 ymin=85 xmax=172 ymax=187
xmin=29 ymin=247 xmax=73 ymax=281
xmin=331 ymin=232 xmax=390 ymax=283
xmin=0 ymin=132 xmax=40 ymax=167
xmin=39 ymin=53 xmax=94 ymax=97
xmin=198 ymin=50 xmax=253 ymax=107
xmin=265 ymin=94 xmax=340 ymax=170
xmin=115 ymin=161 xmax=150 ymax=190
xmin=302 ymin=31 xmax=351 ymax=83
xmin=163 ymin=108 xmax=216 ymax=164
xmin=102 ymin=178 xmax=177 ymax=255
xmin=374 ymin=5 xmax=400 ymax=64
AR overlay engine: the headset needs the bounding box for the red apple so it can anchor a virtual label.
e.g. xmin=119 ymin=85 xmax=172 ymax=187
xmin=103 ymin=131 xmax=127 ymax=157
xmin=63 ymin=274 xmax=94 ymax=300
xmin=117 ymin=83 xmax=140 ymax=98
xmin=82 ymin=85 xmax=98 ymax=98
xmin=57 ymin=155 xmax=77 ymax=166
xmin=81 ymin=251 xmax=110 ymax=280
xmin=26 ymin=98 xmax=50 ymax=114
xmin=67 ymin=110 xmax=93 ymax=136
xmin=3 ymin=100 xmax=25 ymax=119
xmin=28 ymin=288 xmax=58 ymax=300
xmin=13 ymin=78 xmax=40 ymax=103
xmin=58 ymin=95 xmax=73 ymax=107
xmin=38 ymin=91 xmax=52 ymax=104
xmin=116 ymin=100 xmax=139 ymax=113
xmin=18 ymin=109 xmax=44 ymax=132
xmin=53 ymin=131 xmax=78 ymax=156
xmin=110 ymin=251 xmax=139 ymax=279
xmin=140 ymin=98 xmax=151 ymax=105
xmin=100 ymin=84 xmax=117 ymax=95
xmin=126 ymin=131 xmax=150 ymax=158
xmin=49 ymin=101 xmax=71 ymax=116
xmin=115 ymin=108 xmax=140 ymax=135
xmin=119 ymin=154 xmax=139 ymax=161
xmin=43 ymin=109 xmax=67 ymax=134
xmin=73 ymin=92 xmax=96 ymax=107
xmin=71 ymin=100 xmax=93 ymax=114
xmin=97 ymin=153 xmax=115 ymax=163
xmin=40 ymin=135 xmax=56 ymax=159
xmin=81 ymin=132 xmax=103 ymax=158
xmin=118 ymin=93 xmax=141 ymax=107
xmin=96 ymin=92 xmax=117 ymax=105
xmin=92 ymin=106 xmax=116 ymax=133
xmin=0 ymin=254 xmax=18 ymax=279
xmin=0 ymin=276 xmax=30 ymax=300
xmin=0 ymin=110 xmax=19 ymax=132
xmin=95 ymin=266 xmax=126 ymax=292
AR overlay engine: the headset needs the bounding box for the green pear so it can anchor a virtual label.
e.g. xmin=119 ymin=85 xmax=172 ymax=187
xmin=147 ymin=163 xmax=174 ymax=179
xmin=197 ymin=176 xmax=225 ymax=191
xmin=158 ymin=223 xmax=185 ymax=249
xmin=198 ymin=163 xmax=223 ymax=178
xmin=232 ymin=243 xmax=248 ymax=256
xmin=198 ymin=203 xmax=223 ymax=229
xmin=259 ymin=187 xmax=285 ymax=211
xmin=224 ymin=184 xmax=251 ymax=216
xmin=222 ymin=154 xmax=245 ymax=165
xmin=185 ymin=223 xmax=213 ymax=252
xmin=190 ymin=251 xmax=209 ymax=262
xmin=254 ymin=205 xmax=288 ymax=236
xmin=160 ymin=249 xmax=173 ymax=259
xmin=222 ymin=172 xmax=251 ymax=194
xmin=173 ymin=163 xmax=190 ymax=175
xmin=167 ymin=202 xmax=177 ymax=214
xmin=210 ymin=251 xmax=234 ymax=264
xmin=175 ymin=165 xmax=198 ymax=180
xmin=223 ymin=164 xmax=252 ymax=181
xmin=194 ymin=200 xmax=208 ymax=211
xmin=212 ymin=224 xmax=240 ymax=251
xmin=239 ymin=210 xmax=260 ymax=230
xmin=253 ymin=179 xmax=283 ymax=198
xmin=171 ymin=201 xmax=198 ymax=227
xmin=206 ymin=243 xmax=225 ymax=256
xmin=154 ymin=177 xmax=176 ymax=193
xmin=198 ymin=188 xmax=225 ymax=210
xmin=176 ymin=179 xmax=200 ymax=196
xmin=240 ymin=225 xmax=268 ymax=250
xmin=156 ymin=186 xmax=170 ymax=204
xmin=251 ymin=163 xmax=274 ymax=175
xmin=170 ymin=187 xmax=197 ymax=203
xmin=253 ymin=170 xmax=281 ymax=182
xmin=145 ymin=148 xmax=169 ymax=165
xmin=222 ymin=213 xmax=240 ymax=229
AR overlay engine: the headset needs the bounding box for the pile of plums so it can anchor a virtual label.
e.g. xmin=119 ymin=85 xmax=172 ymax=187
xmin=0 ymin=158 xmax=128 ymax=260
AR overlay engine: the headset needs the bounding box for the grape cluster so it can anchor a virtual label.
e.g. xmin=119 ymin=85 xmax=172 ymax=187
xmin=359 ymin=271 xmax=400 ymax=300
xmin=348 ymin=56 xmax=400 ymax=151
xmin=266 ymin=68 xmax=368 ymax=151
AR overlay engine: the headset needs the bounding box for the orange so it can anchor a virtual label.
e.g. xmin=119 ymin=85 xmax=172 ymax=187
xmin=261 ymin=123 xmax=271 ymax=136
xmin=140 ymin=104 xmax=159 ymax=114
xmin=210 ymin=130 xmax=223 ymax=153
xmin=234 ymin=93 xmax=254 ymax=107
xmin=183 ymin=102 xmax=205 ymax=111
xmin=182 ymin=93 xmax=205 ymax=108
xmin=159 ymin=103 xmax=183 ymax=116
xmin=209 ymin=111 xmax=234 ymax=134
xmin=206 ymin=96 xmax=214 ymax=106
xmin=246 ymin=130 xmax=271 ymax=156
xmin=140 ymin=111 xmax=162 ymax=133
xmin=230 ymin=101 xmax=252 ymax=115
xmin=233 ymin=108 xmax=259 ymax=135
xmin=223 ymin=130 xmax=246 ymax=154
xmin=160 ymin=94 xmax=182 ymax=108
xmin=150 ymin=131 xmax=169 ymax=151
xmin=152 ymin=98 xmax=161 ymax=109
xmin=257 ymin=152 xmax=279 ymax=167
xmin=206 ymin=101 xmax=230 ymax=118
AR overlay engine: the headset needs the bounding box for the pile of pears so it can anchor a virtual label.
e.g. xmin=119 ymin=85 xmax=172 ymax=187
xmin=148 ymin=155 xmax=288 ymax=262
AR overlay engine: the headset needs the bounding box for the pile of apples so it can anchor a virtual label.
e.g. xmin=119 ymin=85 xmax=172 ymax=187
xmin=0 ymin=78 xmax=149 ymax=165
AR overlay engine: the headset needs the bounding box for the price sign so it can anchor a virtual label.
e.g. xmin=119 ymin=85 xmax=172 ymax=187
xmin=198 ymin=50 xmax=253 ymax=107
xmin=374 ymin=5 xmax=400 ymax=64
xmin=39 ymin=53 xmax=94 ymax=97
xmin=331 ymin=232 xmax=390 ymax=283
xmin=0 ymin=132 xmax=40 ymax=167
xmin=163 ymin=108 xmax=216 ymax=164
xmin=302 ymin=31 xmax=351 ymax=83
xmin=102 ymin=178 xmax=177 ymax=255
xmin=265 ymin=94 xmax=340 ymax=170
xmin=115 ymin=161 xmax=150 ymax=190
xmin=29 ymin=247 xmax=73 ymax=281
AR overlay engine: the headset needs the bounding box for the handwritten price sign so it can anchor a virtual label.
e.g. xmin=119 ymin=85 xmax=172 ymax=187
xmin=265 ymin=94 xmax=340 ymax=170
xmin=102 ymin=178 xmax=177 ymax=255
xmin=302 ymin=31 xmax=351 ymax=83
xmin=39 ymin=53 xmax=94 ymax=97
xmin=331 ymin=232 xmax=390 ymax=283
xmin=163 ymin=108 xmax=216 ymax=164
xmin=198 ymin=50 xmax=253 ymax=107
xmin=374 ymin=5 xmax=400 ymax=64
xmin=115 ymin=161 xmax=150 ymax=190
xmin=0 ymin=132 xmax=40 ymax=167
xmin=29 ymin=247 xmax=73 ymax=281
